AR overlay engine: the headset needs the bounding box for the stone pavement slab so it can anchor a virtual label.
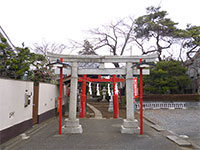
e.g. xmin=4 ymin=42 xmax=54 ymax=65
xmin=167 ymin=135 xmax=192 ymax=146
xmin=1 ymin=117 xmax=186 ymax=150
xmin=87 ymin=103 xmax=103 ymax=119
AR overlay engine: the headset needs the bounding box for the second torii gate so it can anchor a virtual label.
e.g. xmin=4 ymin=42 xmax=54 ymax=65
xmin=79 ymin=74 xmax=124 ymax=118
xmin=47 ymin=53 xmax=157 ymax=134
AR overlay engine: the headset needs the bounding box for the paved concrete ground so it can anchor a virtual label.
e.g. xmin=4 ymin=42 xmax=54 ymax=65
xmin=1 ymin=117 xmax=190 ymax=150
xmin=144 ymin=108 xmax=200 ymax=149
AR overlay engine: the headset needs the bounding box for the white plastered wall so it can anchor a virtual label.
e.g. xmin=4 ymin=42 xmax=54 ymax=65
xmin=38 ymin=83 xmax=59 ymax=115
xmin=0 ymin=78 xmax=33 ymax=131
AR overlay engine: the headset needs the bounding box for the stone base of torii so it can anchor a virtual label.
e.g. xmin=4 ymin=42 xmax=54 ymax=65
xmin=47 ymin=53 xmax=157 ymax=134
xmin=63 ymin=119 xmax=83 ymax=134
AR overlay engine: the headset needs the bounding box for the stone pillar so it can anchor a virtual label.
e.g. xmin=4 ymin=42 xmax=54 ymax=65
xmin=64 ymin=85 xmax=70 ymax=116
xmin=63 ymin=62 xmax=83 ymax=134
xmin=121 ymin=62 xmax=139 ymax=134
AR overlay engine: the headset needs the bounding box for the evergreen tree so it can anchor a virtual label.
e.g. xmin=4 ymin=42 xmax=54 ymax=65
xmin=0 ymin=38 xmax=55 ymax=83
xmin=144 ymin=60 xmax=190 ymax=94
xmin=134 ymin=6 xmax=180 ymax=61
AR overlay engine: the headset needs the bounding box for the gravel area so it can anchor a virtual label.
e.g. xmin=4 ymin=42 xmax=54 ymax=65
xmin=144 ymin=108 xmax=200 ymax=147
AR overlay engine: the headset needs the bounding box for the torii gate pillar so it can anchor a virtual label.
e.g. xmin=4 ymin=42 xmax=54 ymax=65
xmin=63 ymin=62 xmax=83 ymax=133
xmin=121 ymin=62 xmax=139 ymax=134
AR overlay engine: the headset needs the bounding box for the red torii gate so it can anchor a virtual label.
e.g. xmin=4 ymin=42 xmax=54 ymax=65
xmin=78 ymin=75 xmax=124 ymax=118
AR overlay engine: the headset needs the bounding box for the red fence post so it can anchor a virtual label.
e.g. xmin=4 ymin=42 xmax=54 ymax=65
xmin=80 ymin=75 xmax=87 ymax=118
xmin=59 ymin=58 xmax=63 ymax=135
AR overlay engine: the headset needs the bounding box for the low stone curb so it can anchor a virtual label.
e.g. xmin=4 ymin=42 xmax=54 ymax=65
xmin=150 ymin=124 xmax=165 ymax=132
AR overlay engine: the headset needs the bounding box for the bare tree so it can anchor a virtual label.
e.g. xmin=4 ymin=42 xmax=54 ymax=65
xmin=69 ymin=17 xmax=135 ymax=67
xmin=32 ymin=41 xmax=67 ymax=59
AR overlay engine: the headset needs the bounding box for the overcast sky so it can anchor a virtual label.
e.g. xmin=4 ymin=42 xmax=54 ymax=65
xmin=1 ymin=0 xmax=200 ymax=53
